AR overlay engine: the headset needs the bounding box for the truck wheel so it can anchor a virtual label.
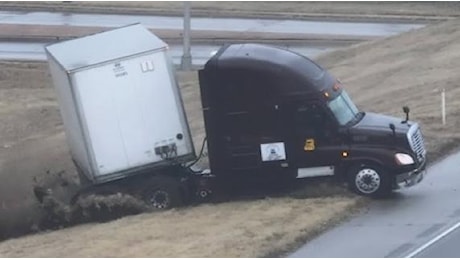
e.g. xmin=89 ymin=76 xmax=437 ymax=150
xmin=348 ymin=163 xmax=392 ymax=198
xmin=141 ymin=178 xmax=182 ymax=210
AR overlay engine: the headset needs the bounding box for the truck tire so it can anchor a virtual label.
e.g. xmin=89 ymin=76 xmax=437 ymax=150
xmin=347 ymin=163 xmax=392 ymax=198
xmin=141 ymin=177 xmax=182 ymax=210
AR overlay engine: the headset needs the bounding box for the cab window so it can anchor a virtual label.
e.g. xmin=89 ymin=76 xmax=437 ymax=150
xmin=295 ymin=104 xmax=332 ymax=138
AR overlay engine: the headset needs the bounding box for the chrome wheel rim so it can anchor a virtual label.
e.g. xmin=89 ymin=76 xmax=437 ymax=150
xmin=355 ymin=168 xmax=381 ymax=194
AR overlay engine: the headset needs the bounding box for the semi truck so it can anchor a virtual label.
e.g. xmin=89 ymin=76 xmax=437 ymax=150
xmin=45 ymin=24 xmax=427 ymax=209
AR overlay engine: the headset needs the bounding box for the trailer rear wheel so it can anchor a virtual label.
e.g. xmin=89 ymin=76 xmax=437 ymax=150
xmin=141 ymin=177 xmax=182 ymax=210
xmin=348 ymin=163 xmax=392 ymax=198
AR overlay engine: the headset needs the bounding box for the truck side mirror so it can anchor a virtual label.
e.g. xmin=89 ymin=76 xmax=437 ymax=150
xmin=402 ymin=106 xmax=410 ymax=123
xmin=403 ymin=106 xmax=410 ymax=114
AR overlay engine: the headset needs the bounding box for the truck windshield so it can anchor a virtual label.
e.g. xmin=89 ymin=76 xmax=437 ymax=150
xmin=327 ymin=91 xmax=359 ymax=126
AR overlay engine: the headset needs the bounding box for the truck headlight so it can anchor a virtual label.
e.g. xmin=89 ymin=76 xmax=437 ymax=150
xmin=395 ymin=153 xmax=415 ymax=165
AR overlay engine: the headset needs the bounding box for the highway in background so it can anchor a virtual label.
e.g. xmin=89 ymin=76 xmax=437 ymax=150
xmin=0 ymin=10 xmax=425 ymax=63
xmin=0 ymin=41 xmax=335 ymax=65
xmin=0 ymin=10 xmax=424 ymax=38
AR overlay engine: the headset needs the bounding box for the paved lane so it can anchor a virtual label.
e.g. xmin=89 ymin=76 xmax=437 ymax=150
xmin=0 ymin=11 xmax=427 ymax=63
xmin=0 ymin=11 xmax=424 ymax=37
xmin=290 ymin=150 xmax=460 ymax=258
xmin=0 ymin=41 xmax=335 ymax=64
xmin=413 ymin=223 xmax=460 ymax=257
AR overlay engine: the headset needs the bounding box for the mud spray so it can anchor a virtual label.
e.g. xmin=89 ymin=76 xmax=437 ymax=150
xmin=33 ymin=186 xmax=151 ymax=231
xmin=0 ymin=169 xmax=152 ymax=241
xmin=1 ymin=168 xmax=350 ymax=242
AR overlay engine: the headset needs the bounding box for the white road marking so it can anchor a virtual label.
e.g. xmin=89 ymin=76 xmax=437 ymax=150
xmin=404 ymin=221 xmax=460 ymax=258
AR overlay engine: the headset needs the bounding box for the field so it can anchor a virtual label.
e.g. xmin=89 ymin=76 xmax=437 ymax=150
xmin=0 ymin=61 xmax=361 ymax=257
xmin=1 ymin=3 xmax=460 ymax=258
xmin=1 ymin=1 xmax=460 ymax=21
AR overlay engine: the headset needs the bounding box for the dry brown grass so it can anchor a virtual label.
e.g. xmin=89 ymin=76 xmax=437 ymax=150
xmin=315 ymin=18 xmax=460 ymax=161
xmin=0 ymin=196 xmax=360 ymax=257
xmin=1 ymin=1 xmax=459 ymax=20
xmin=0 ymin=61 xmax=360 ymax=255
xmin=2 ymin=14 xmax=460 ymax=258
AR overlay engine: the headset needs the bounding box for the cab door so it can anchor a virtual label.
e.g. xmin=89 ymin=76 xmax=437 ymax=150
xmin=285 ymin=102 xmax=344 ymax=178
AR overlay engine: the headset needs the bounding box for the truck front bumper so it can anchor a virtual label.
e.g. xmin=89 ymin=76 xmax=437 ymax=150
xmin=395 ymin=158 xmax=427 ymax=189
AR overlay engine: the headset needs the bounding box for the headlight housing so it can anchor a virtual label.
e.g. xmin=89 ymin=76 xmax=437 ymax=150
xmin=395 ymin=153 xmax=415 ymax=165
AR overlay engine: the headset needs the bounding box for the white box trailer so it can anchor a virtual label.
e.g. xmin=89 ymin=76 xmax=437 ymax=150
xmin=45 ymin=24 xmax=195 ymax=184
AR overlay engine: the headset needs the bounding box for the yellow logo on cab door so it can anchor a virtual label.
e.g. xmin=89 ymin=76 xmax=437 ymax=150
xmin=304 ymin=138 xmax=315 ymax=151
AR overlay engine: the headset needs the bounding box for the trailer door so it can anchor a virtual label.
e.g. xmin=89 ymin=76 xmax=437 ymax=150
xmin=72 ymin=51 xmax=185 ymax=176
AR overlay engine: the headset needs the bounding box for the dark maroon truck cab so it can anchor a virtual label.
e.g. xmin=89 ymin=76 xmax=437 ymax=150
xmin=198 ymin=43 xmax=426 ymax=197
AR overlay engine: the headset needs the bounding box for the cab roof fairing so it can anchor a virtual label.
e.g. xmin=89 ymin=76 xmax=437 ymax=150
xmin=202 ymin=43 xmax=337 ymax=98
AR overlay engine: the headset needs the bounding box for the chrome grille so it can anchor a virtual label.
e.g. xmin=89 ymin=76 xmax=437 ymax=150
xmin=407 ymin=124 xmax=426 ymax=162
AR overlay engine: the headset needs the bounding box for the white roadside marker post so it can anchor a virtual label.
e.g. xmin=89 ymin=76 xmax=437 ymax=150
xmin=442 ymin=88 xmax=446 ymax=125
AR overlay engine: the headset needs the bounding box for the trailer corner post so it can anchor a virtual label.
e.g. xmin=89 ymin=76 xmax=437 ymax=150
xmin=181 ymin=1 xmax=192 ymax=71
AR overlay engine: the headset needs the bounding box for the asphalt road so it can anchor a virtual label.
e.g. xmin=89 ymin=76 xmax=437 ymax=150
xmin=0 ymin=41 xmax=334 ymax=65
xmin=0 ymin=10 xmax=427 ymax=63
xmin=0 ymin=10 xmax=425 ymax=38
xmin=289 ymin=150 xmax=460 ymax=258
xmin=411 ymin=222 xmax=460 ymax=257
